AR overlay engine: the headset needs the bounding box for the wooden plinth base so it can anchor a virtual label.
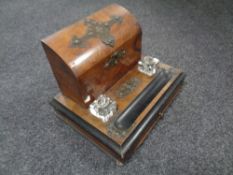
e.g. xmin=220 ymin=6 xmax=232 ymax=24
xmin=51 ymin=64 xmax=185 ymax=164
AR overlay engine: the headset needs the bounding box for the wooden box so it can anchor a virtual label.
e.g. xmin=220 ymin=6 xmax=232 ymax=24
xmin=41 ymin=4 xmax=185 ymax=164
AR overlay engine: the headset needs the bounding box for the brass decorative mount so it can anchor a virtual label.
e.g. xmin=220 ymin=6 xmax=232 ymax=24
xmin=71 ymin=16 xmax=123 ymax=48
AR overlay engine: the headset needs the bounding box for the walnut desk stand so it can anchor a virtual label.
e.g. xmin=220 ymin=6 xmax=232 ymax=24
xmin=41 ymin=4 xmax=185 ymax=164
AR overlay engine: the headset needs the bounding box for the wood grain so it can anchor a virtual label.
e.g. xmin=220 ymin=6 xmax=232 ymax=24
xmin=41 ymin=4 xmax=142 ymax=107
xmin=53 ymin=68 xmax=184 ymax=164
xmin=54 ymin=63 xmax=183 ymax=145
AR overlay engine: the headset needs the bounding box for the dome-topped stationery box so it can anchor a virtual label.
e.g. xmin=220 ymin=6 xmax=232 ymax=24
xmin=41 ymin=4 xmax=142 ymax=108
xmin=41 ymin=4 xmax=185 ymax=164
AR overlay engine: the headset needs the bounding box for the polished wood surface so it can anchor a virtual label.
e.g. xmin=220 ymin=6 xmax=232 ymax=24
xmin=54 ymin=63 xmax=183 ymax=145
xmin=41 ymin=3 xmax=185 ymax=164
xmin=41 ymin=4 xmax=142 ymax=107
xmin=53 ymin=63 xmax=184 ymax=163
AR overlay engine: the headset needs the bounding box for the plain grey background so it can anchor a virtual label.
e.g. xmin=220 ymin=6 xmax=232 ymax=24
xmin=0 ymin=0 xmax=233 ymax=174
